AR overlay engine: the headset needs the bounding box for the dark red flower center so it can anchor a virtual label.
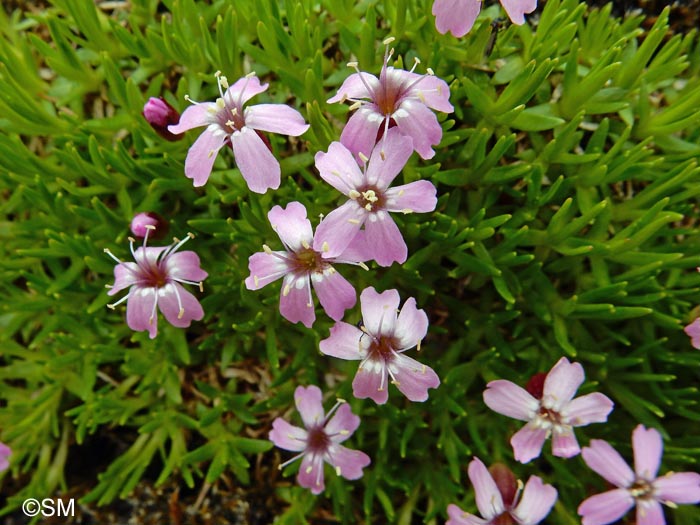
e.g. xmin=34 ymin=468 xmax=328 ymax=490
xmin=629 ymin=478 xmax=654 ymax=500
xmin=355 ymin=185 xmax=386 ymax=213
xmin=306 ymin=427 xmax=330 ymax=452
xmin=368 ymin=334 xmax=400 ymax=361
xmin=292 ymin=247 xmax=328 ymax=274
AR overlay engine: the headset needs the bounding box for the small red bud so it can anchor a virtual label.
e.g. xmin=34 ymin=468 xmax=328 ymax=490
xmin=143 ymin=97 xmax=182 ymax=141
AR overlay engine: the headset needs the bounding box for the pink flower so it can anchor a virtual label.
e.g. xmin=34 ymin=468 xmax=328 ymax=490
xmin=313 ymin=128 xmax=437 ymax=266
xmin=327 ymin=37 xmax=453 ymax=161
xmin=143 ymin=97 xmax=182 ymax=141
xmin=319 ymin=287 xmax=440 ymax=405
xmin=130 ymin=212 xmax=165 ymax=239
xmin=432 ymin=0 xmax=537 ymax=38
xmin=244 ymin=201 xmax=368 ymax=328
xmin=483 ymin=357 xmax=614 ymax=463
xmin=168 ymin=72 xmax=309 ymax=193
xmin=447 ymin=457 xmax=557 ymax=525
xmin=269 ymin=385 xmax=371 ymax=495
xmin=684 ymin=318 xmax=700 ymax=349
xmin=578 ymin=424 xmax=700 ymax=525
xmin=0 ymin=442 xmax=10 ymax=472
xmin=105 ymin=226 xmax=208 ymax=339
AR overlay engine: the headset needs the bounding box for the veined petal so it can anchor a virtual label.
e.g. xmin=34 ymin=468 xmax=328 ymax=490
xmin=393 ymin=98 xmax=443 ymax=159
xmin=168 ymin=102 xmax=216 ymax=134
xmin=313 ymin=200 xmax=365 ymax=259
xmin=166 ymin=251 xmax=209 ymax=282
xmin=312 ymin=268 xmax=356 ymax=321
xmin=339 ymin=106 xmax=384 ymax=161
xmin=108 ymin=262 xmax=140 ymax=295
xmin=319 ymin=322 xmax=367 ymax=361
xmin=654 ymin=472 xmax=700 ymax=504
xmin=353 ymin=357 xmax=389 ymax=405
xmin=512 ymin=475 xmax=557 ymax=525
xmin=632 ymin=425 xmax=663 ymax=480
xmin=636 ymin=500 xmax=665 ymax=525
xmin=327 ymin=71 xmax=380 ymax=103
xmin=365 ymin=127 xmax=414 ymax=190
xmin=360 ymin=287 xmax=400 ymax=336
xmin=269 ymin=418 xmax=308 ymax=452
xmin=244 ymin=251 xmax=291 ymax=290
xmin=402 ymin=71 xmax=454 ymax=113
xmin=268 ymin=202 xmax=314 ymax=252
xmin=467 ymin=457 xmax=504 ymax=520
xmin=551 ymin=427 xmax=580 ymax=458
xmin=126 ymin=287 xmax=158 ymax=339
xmin=562 ymin=392 xmax=614 ymax=427
xmin=577 ymin=489 xmax=635 ymax=525
xmin=432 ymin=0 xmax=481 ymax=37
xmin=294 ymin=385 xmax=324 ymax=429
xmin=279 ymin=274 xmax=315 ymax=328
xmin=364 ymin=211 xmax=407 ymax=267
xmin=224 ymin=75 xmax=268 ymax=106
xmin=389 ymin=352 xmax=440 ymax=402
xmin=297 ymin=453 xmax=325 ymax=495
xmin=184 ymin=127 xmax=227 ymax=187
xmin=327 ymin=443 xmax=370 ymax=480
xmin=684 ymin=318 xmax=700 ymax=349
xmin=384 ymin=180 xmax=437 ymax=214
xmin=230 ymin=127 xmax=280 ymax=193
xmin=394 ymin=297 xmax=428 ymax=350
xmin=325 ymin=404 xmax=360 ymax=443
xmin=483 ymin=380 xmax=539 ymax=421
xmin=315 ymin=141 xmax=365 ymax=195
xmin=511 ymin=423 xmax=548 ymax=463
xmin=500 ymin=0 xmax=537 ymax=25
xmin=244 ymin=103 xmax=309 ymax=136
xmin=333 ymin=229 xmax=372 ymax=264
xmin=158 ymin=282 xmax=204 ymax=327
xmin=542 ymin=357 xmax=585 ymax=412
xmin=581 ymin=439 xmax=635 ymax=488
xmin=446 ymin=504 xmax=489 ymax=525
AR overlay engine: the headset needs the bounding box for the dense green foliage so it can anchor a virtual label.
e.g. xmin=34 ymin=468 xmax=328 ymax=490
xmin=1 ymin=0 xmax=699 ymax=523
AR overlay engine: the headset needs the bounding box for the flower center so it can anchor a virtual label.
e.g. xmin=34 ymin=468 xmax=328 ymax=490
xmin=537 ymin=406 xmax=563 ymax=425
xmin=293 ymin=247 xmax=327 ymax=274
xmin=216 ymin=98 xmax=245 ymax=133
xmin=629 ymin=478 xmax=655 ymax=500
xmin=368 ymin=334 xmax=399 ymax=361
xmin=492 ymin=514 xmax=516 ymax=525
xmin=306 ymin=427 xmax=330 ymax=453
xmin=351 ymin=185 xmax=386 ymax=212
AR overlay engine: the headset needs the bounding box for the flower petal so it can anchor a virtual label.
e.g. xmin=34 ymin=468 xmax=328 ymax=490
xmin=511 ymin=423 xmax=548 ymax=463
xmin=637 ymin=500 xmax=665 ymax=525
xmin=294 ymin=385 xmax=325 ymax=429
xmin=684 ymin=318 xmax=700 ymax=349
xmin=339 ymin=105 xmax=384 ymax=161
xmin=467 ymin=457 xmax=504 ymax=520
xmin=446 ymin=504 xmax=489 ymax=525
xmin=353 ymin=357 xmax=389 ymax=405
xmin=312 ymin=268 xmax=356 ymax=321
xmin=562 ymin=392 xmax=614 ymax=427
xmin=432 ymin=0 xmax=481 ymax=37
xmin=654 ymin=472 xmax=700 ymax=504
xmin=542 ymin=357 xmax=585 ymax=412
xmin=108 ymin=262 xmax=140 ymax=295
xmin=360 ymin=287 xmax=400 ymax=336
xmin=320 ymin=322 xmax=367 ymax=360
xmin=483 ymin=380 xmax=539 ymax=421
xmin=230 ymin=126 xmax=281 ymax=193
xmin=268 ymin=202 xmax=314 ymax=252
xmin=126 ymin=287 xmax=158 ymax=339
xmin=551 ymin=427 xmax=580 ymax=458
xmin=224 ymin=75 xmax=268 ymax=106
xmin=401 ymin=71 xmax=454 ymax=113
xmin=297 ymin=453 xmax=326 ymax=494
xmin=384 ymin=180 xmax=438 ymax=214
xmin=327 ymin=71 xmax=380 ymax=103
xmin=365 ymin=128 xmax=414 ymax=190
xmin=500 ymin=0 xmax=537 ymax=25
xmin=244 ymin=103 xmax=309 ymax=136
xmin=313 ymin=200 xmax=365 ymax=259
xmin=279 ymin=274 xmax=315 ymax=328
xmin=0 ymin=443 xmax=10 ymax=471
xmin=389 ymin=353 xmax=440 ymax=402
xmin=512 ymin=475 xmax=557 ymax=524
xmin=244 ymin=251 xmax=291 ymax=290
xmin=166 ymin=251 xmax=209 ymax=282
xmin=632 ymin=425 xmax=663 ymax=480
xmin=158 ymin=282 xmax=204 ymax=328
xmin=184 ymin=127 xmax=227 ymax=187
xmin=325 ymin=404 xmax=360 ymax=443
xmin=394 ymin=297 xmax=428 ymax=350
xmin=168 ymin=102 xmax=216 ymax=134
xmin=393 ymin=98 xmax=443 ymax=159
xmin=327 ymin=443 xmax=370 ymax=480
xmin=364 ymin=211 xmax=407 ymax=266
xmin=581 ymin=439 xmax=635 ymax=488
xmin=577 ymin=489 xmax=635 ymax=525
xmin=269 ymin=418 xmax=308 ymax=452
xmin=315 ymin=141 xmax=365 ymax=195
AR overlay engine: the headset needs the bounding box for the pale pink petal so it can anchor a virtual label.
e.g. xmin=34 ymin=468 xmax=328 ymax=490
xmin=654 ymin=472 xmax=700 ymax=504
xmin=446 ymin=504 xmax=489 ymax=525
xmin=500 ymin=0 xmax=537 ymax=25
xmin=279 ymin=274 xmax=315 ymax=328
xmin=312 ymin=269 xmax=356 ymax=321
xmin=365 ymin=128 xmax=414 ymax=190
xmin=684 ymin=318 xmax=700 ymax=349
xmin=632 ymin=425 xmax=663 ymax=480
xmin=244 ymin=104 xmax=309 ymax=136
xmin=126 ymin=287 xmax=158 ymax=339
xmin=320 ymin=322 xmax=368 ymax=360
xmin=512 ymin=475 xmax=557 ymax=524
xmin=432 ymin=0 xmax=481 ymax=37
xmin=327 ymin=443 xmax=370 ymax=480
xmin=562 ymin=392 xmax=614 ymax=427
xmin=297 ymin=453 xmax=325 ymax=494
xmin=313 ymin=200 xmax=365 ymax=259
xmin=269 ymin=418 xmax=308 ymax=452
xmin=108 ymin=262 xmax=140 ymax=295
xmin=401 ymin=71 xmax=454 ymax=113
xmin=511 ymin=423 xmax=548 ymax=463
xmin=637 ymin=500 xmax=665 ymax=525
xmin=467 ymin=457 xmax=504 ymax=520
xmin=394 ymin=297 xmax=428 ymax=350
xmin=166 ymin=251 xmax=209 ymax=282
xmin=133 ymin=246 xmax=167 ymax=268
xmin=268 ymin=202 xmax=313 ymax=252
xmin=158 ymin=282 xmax=204 ymax=327
xmin=353 ymin=358 xmax=389 ymax=404
xmin=551 ymin=427 xmax=580 ymax=458
xmin=244 ymin=251 xmax=290 ymax=290
xmin=315 ymin=141 xmax=365 ymax=195
xmin=577 ymin=489 xmax=635 ymax=525
xmin=168 ymin=102 xmax=216 ymax=133
xmin=327 ymin=72 xmax=380 ymax=103
xmin=230 ymin=126 xmax=280 ymax=193
xmin=542 ymin=357 xmax=585 ymax=412
xmin=0 ymin=443 xmax=12 ymax=472
xmin=325 ymin=404 xmax=360 ymax=442
xmin=294 ymin=385 xmax=324 ymax=428
xmin=364 ymin=212 xmax=407 ymax=266
xmin=389 ymin=353 xmax=440 ymax=402
xmin=581 ymin=439 xmax=635 ymax=488
xmin=184 ymin=127 xmax=227 ymax=187
xmin=393 ymin=98 xmax=443 ymax=160
xmin=339 ymin=105 xmax=384 ymax=161
xmin=333 ymin=229 xmax=372 ymax=263
xmin=360 ymin=287 xmax=400 ymax=335
xmin=483 ymin=380 xmax=539 ymax=421
xmin=384 ymin=180 xmax=438 ymax=214
xmin=224 ymin=75 xmax=268 ymax=106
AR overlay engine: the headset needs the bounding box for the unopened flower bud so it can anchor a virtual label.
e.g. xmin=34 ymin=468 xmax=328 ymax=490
xmin=143 ymin=97 xmax=182 ymax=141
xmin=130 ymin=212 xmax=167 ymax=239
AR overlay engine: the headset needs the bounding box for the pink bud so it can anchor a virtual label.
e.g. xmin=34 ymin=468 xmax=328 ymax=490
xmin=130 ymin=212 xmax=167 ymax=239
xmin=143 ymin=97 xmax=182 ymax=141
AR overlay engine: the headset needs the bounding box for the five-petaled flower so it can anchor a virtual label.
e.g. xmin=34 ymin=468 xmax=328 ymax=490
xmin=432 ymin=0 xmax=537 ymax=38
xmin=319 ymin=287 xmax=440 ymax=405
xmin=327 ymin=37 xmax=453 ymax=161
xmin=313 ymin=128 xmax=437 ymax=266
xmin=483 ymin=357 xmax=614 ymax=463
xmin=169 ymin=71 xmax=309 ymax=193
xmin=244 ymin=201 xmax=368 ymax=328
xmin=578 ymin=424 xmax=700 ymax=525
xmin=269 ymin=385 xmax=371 ymax=495
xmin=447 ymin=457 xmax=557 ymax=525
xmin=0 ymin=442 xmax=10 ymax=472
xmin=105 ymin=225 xmax=208 ymax=339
